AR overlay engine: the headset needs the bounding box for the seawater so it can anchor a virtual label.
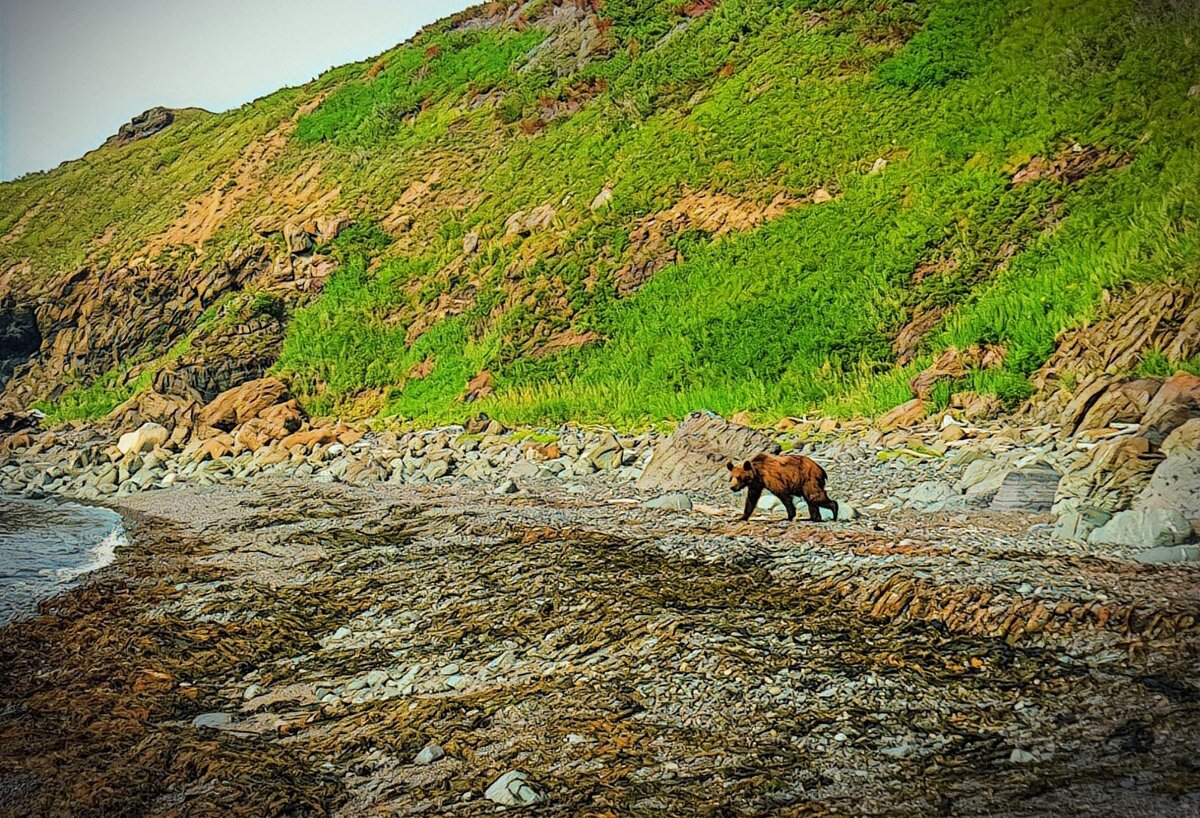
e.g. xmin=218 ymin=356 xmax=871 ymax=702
xmin=0 ymin=496 xmax=126 ymax=626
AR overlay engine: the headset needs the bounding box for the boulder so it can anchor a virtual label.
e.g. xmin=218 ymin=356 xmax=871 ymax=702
xmin=956 ymin=457 xmax=1008 ymax=502
xmin=1054 ymin=435 xmax=1163 ymax=514
xmin=877 ymin=399 xmax=927 ymax=431
xmin=284 ymin=223 xmax=314 ymax=255
xmin=901 ymin=480 xmax=964 ymax=512
xmin=1140 ymin=372 xmax=1200 ymax=442
xmin=1134 ymin=451 xmax=1200 ymax=520
xmin=636 ymin=412 xmax=779 ymax=494
xmin=484 ymin=770 xmax=542 ymax=806
xmin=1052 ymin=507 xmax=1112 ymax=542
xmin=950 ymin=391 xmax=1003 ymax=421
xmin=1162 ymin=417 xmax=1200 ymax=456
xmin=989 ymin=465 xmax=1060 ymax=512
xmin=198 ymin=377 xmax=291 ymax=431
xmin=1133 ymin=545 xmax=1200 ymax=564
xmin=115 ymin=390 xmax=200 ymax=436
xmin=1088 ymin=508 xmax=1193 ymax=549
xmin=117 ymin=422 xmax=169 ymax=456
xmin=585 ymin=432 xmax=622 ymax=470
xmin=281 ymin=426 xmax=339 ymax=451
xmin=233 ymin=399 xmax=304 ymax=445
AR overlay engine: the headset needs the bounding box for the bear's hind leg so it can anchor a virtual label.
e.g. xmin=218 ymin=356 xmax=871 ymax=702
xmin=806 ymin=500 xmax=822 ymax=522
xmin=778 ymin=493 xmax=797 ymax=521
xmin=824 ymin=499 xmax=839 ymax=521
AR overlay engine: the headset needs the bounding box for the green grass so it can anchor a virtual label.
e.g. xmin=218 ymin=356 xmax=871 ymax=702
xmin=6 ymin=0 xmax=1200 ymax=429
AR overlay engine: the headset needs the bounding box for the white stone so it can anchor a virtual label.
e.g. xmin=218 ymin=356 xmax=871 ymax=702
xmin=414 ymin=744 xmax=445 ymax=764
xmin=485 ymin=770 xmax=542 ymax=806
xmin=117 ymin=422 xmax=169 ymax=456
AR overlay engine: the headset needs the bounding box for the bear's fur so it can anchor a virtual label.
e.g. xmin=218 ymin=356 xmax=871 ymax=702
xmin=726 ymin=452 xmax=838 ymax=522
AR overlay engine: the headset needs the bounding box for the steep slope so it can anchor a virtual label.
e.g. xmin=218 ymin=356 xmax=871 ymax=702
xmin=1 ymin=0 xmax=1198 ymax=428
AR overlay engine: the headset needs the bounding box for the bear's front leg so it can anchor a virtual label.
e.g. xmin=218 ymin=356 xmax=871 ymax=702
xmin=741 ymin=485 xmax=762 ymax=521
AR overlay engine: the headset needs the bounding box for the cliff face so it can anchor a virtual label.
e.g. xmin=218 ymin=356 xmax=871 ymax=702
xmin=1 ymin=0 xmax=1198 ymax=426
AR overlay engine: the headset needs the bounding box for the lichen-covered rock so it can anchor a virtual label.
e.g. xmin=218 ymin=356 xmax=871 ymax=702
xmin=1135 ymin=451 xmax=1200 ymax=521
xmin=1162 ymin=418 xmax=1200 ymax=456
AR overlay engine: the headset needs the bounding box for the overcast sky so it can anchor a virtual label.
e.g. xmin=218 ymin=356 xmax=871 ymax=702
xmin=0 ymin=0 xmax=470 ymax=180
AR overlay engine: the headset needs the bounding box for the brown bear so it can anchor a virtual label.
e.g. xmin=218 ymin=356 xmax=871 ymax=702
xmin=726 ymin=453 xmax=838 ymax=522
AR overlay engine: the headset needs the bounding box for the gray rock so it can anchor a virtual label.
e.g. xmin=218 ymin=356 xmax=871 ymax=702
xmin=820 ymin=501 xmax=859 ymax=521
xmin=642 ymin=493 xmax=692 ymax=511
xmin=903 ymin=481 xmax=963 ymax=512
xmin=493 ymin=479 xmax=519 ymax=495
xmin=956 ymin=457 xmax=1007 ymax=500
xmin=585 ymin=432 xmax=622 ymax=470
xmin=510 ymin=460 xmax=540 ymax=479
xmin=1053 ymin=507 xmax=1112 ymax=542
xmin=1133 ymin=544 xmax=1200 ymax=564
xmin=192 ymin=712 xmax=233 ymax=729
xmin=421 ymin=459 xmax=450 ymax=481
xmin=989 ymin=465 xmax=1060 ymax=512
xmin=1135 ymin=451 xmax=1200 ymax=519
xmin=484 ymin=770 xmax=542 ymax=806
xmin=414 ymin=744 xmax=445 ymax=764
xmin=636 ymin=412 xmax=779 ymax=494
xmin=1088 ymin=508 xmax=1193 ymax=549
xmin=1009 ymin=749 xmax=1036 ymax=764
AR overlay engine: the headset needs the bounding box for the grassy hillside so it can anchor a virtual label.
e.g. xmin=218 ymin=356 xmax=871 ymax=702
xmin=3 ymin=0 xmax=1199 ymax=428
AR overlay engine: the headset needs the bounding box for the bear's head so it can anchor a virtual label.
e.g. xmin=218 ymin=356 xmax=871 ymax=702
xmin=726 ymin=460 xmax=757 ymax=492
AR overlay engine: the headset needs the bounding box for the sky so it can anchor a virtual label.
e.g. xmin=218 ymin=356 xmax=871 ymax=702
xmin=0 ymin=0 xmax=470 ymax=180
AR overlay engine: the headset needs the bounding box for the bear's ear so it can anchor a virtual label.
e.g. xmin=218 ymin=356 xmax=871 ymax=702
xmin=725 ymin=461 xmax=734 ymax=471
xmin=742 ymin=460 xmax=753 ymax=471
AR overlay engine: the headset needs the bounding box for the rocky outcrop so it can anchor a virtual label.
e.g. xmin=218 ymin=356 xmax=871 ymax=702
xmin=1033 ymin=283 xmax=1200 ymax=425
xmin=877 ymin=399 xmax=926 ymax=430
xmin=1057 ymin=377 xmax=1161 ymax=437
xmin=636 ymin=412 xmax=778 ymax=494
xmin=107 ymin=107 xmax=175 ymax=146
xmin=1140 ymin=372 xmax=1200 ymax=443
xmin=197 ymin=377 xmax=292 ymax=431
xmin=908 ymin=346 xmax=1005 ymax=401
xmin=1054 ymin=435 xmax=1163 ymax=515
xmin=0 ymin=297 xmax=39 ymax=385
xmin=1135 ymin=451 xmax=1200 ymax=521
xmin=0 ymin=246 xmax=276 ymax=410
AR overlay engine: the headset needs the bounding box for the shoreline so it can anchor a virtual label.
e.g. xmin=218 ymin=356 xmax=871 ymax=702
xmin=2 ymin=467 xmax=1199 ymax=814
